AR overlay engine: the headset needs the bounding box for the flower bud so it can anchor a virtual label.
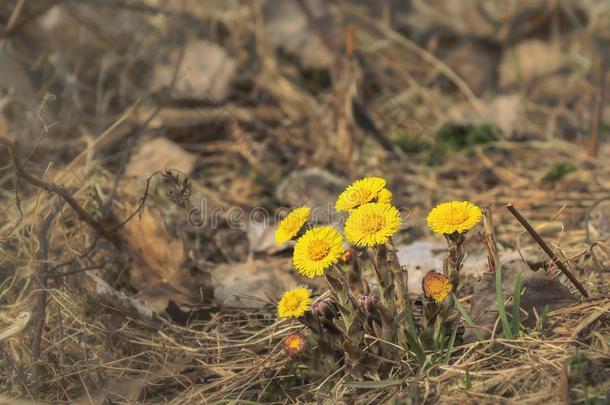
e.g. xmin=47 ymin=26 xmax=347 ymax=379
xmin=358 ymin=293 xmax=379 ymax=313
xmin=311 ymin=298 xmax=337 ymax=321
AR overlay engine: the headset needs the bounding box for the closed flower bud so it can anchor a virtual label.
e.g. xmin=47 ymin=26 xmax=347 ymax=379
xmin=358 ymin=293 xmax=379 ymax=313
xmin=311 ymin=298 xmax=337 ymax=321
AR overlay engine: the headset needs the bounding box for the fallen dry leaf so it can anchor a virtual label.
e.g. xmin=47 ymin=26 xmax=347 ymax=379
xmin=263 ymin=0 xmax=334 ymax=69
xmin=125 ymin=136 xmax=198 ymax=178
xmin=151 ymin=40 xmax=237 ymax=101
xmin=447 ymin=94 xmax=532 ymax=137
xmin=122 ymin=205 xmax=213 ymax=312
xmin=499 ymin=39 xmax=563 ymax=88
xmin=213 ymin=258 xmax=299 ymax=307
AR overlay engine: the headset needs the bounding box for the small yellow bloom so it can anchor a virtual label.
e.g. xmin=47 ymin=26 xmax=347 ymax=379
xmin=344 ymin=203 xmax=402 ymax=247
xmin=293 ymin=226 xmax=344 ymax=278
xmin=283 ymin=333 xmax=305 ymax=355
xmin=422 ymin=272 xmax=453 ymax=303
xmin=426 ymin=201 xmax=482 ymax=235
xmin=336 ymin=177 xmax=386 ymax=211
xmin=277 ymin=288 xmax=312 ymax=318
xmin=377 ymin=188 xmax=393 ymax=204
xmin=275 ymin=207 xmax=311 ymax=245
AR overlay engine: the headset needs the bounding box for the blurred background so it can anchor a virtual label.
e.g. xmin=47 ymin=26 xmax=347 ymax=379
xmin=0 ymin=1 xmax=609 ymax=401
xmin=1 ymin=0 xmax=609 ymax=311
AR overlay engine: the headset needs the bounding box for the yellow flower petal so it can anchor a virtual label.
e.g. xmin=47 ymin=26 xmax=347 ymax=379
xmin=426 ymin=201 xmax=482 ymax=235
xmin=377 ymin=188 xmax=392 ymax=204
xmin=344 ymin=203 xmax=402 ymax=247
xmin=336 ymin=177 xmax=386 ymax=212
xmin=277 ymin=288 xmax=312 ymax=318
xmin=293 ymin=226 xmax=344 ymax=278
xmin=275 ymin=207 xmax=311 ymax=245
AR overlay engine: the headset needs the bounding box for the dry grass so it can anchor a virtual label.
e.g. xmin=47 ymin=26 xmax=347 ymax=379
xmin=1 ymin=0 xmax=609 ymax=403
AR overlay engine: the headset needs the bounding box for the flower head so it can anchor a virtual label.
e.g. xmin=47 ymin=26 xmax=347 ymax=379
xmin=275 ymin=207 xmax=311 ymax=245
xmin=283 ymin=333 xmax=306 ymax=355
xmin=293 ymin=226 xmax=344 ymax=278
xmin=358 ymin=293 xmax=380 ymax=313
xmin=426 ymin=201 xmax=482 ymax=235
xmin=277 ymin=288 xmax=312 ymax=318
xmin=344 ymin=203 xmax=402 ymax=247
xmin=336 ymin=177 xmax=386 ymax=211
xmin=422 ymin=272 xmax=453 ymax=303
xmin=377 ymin=188 xmax=393 ymax=204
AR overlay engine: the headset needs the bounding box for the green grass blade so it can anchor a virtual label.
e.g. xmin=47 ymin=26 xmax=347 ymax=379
xmin=443 ymin=322 xmax=458 ymax=364
xmin=495 ymin=263 xmax=513 ymax=339
xmin=453 ymin=294 xmax=483 ymax=341
xmin=404 ymin=330 xmax=427 ymax=365
xmin=511 ymin=271 xmax=522 ymax=335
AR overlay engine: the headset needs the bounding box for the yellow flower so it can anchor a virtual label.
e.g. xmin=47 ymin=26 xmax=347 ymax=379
xmin=422 ymin=272 xmax=453 ymax=303
xmin=275 ymin=207 xmax=311 ymax=245
xmin=283 ymin=333 xmax=305 ymax=355
xmin=344 ymin=203 xmax=402 ymax=247
xmin=293 ymin=226 xmax=344 ymax=278
xmin=377 ymin=188 xmax=392 ymax=204
xmin=336 ymin=177 xmax=386 ymax=211
xmin=277 ymin=288 xmax=312 ymax=318
xmin=426 ymin=201 xmax=482 ymax=235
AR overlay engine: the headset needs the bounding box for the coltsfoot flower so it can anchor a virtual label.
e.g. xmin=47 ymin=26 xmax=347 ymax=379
xmin=275 ymin=206 xmax=311 ymax=245
xmin=335 ymin=177 xmax=386 ymax=211
xmin=283 ymin=333 xmax=306 ymax=355
xmin=426 ymin=201 xmax=482 ymax=235
xmin=344 ymin=203 xmax=402 ymax=247
xmin=422 ymin=272 xmax=453 ymax=303
xmin=293 ymin=226 xmax=344 ymax=277
xmin=277 ymin=288 xmax=312 ymax=318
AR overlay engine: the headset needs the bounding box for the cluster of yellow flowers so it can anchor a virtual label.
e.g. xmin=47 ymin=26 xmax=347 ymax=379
xmin=275 ymin=176 xmax=483 ymax=318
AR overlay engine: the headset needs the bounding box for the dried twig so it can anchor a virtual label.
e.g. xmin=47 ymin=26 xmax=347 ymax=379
xmin=0 ymin=135 xmax=119 ymax=245
xmin=506 ymin=203 xmax=589 ymax=297
xmin=482 ymin=206 xmax=499 ymax=273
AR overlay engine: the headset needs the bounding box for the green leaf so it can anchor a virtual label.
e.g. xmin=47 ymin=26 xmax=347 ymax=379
xmin=404 ymin=330 xmax=427 ymax=365
xmin=543 ymin=162 xmax=576 ymax=183
xmin=453 ymin=294 xmax=483 ymax=341
xmin=444 ymin=322 xmax=459 ymax=364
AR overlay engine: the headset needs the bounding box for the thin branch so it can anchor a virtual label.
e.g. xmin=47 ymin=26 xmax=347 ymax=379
xmin=506 ymin=203 xmax=589 ymax=298
xmin=0 ymin=136 xmax=120 ymax=246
